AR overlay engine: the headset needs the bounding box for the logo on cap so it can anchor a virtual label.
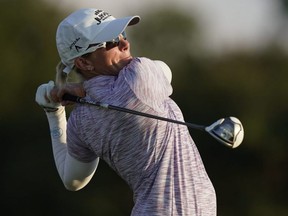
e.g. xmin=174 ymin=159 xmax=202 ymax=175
xmin=69 ymin=37 xmax=83 ymax=52
xmin=94 ymin=9 xmax=111 ymax=25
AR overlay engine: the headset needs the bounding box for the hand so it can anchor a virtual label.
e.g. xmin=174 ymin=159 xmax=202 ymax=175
xmin=35 ymin=81 xmax=62 ymax=112
xmin=50 ymin=83 xmax=86 ymax=106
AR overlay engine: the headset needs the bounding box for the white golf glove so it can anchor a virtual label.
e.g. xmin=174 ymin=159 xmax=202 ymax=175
xmin=35 ymin=81 xmax=62 ymax=112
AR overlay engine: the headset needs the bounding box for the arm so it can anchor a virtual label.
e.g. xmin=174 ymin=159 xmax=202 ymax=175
xmin=36 ymin=81 xmax=99 ymax=191
xmin=154 ymin=60 xmax=172 ymax=83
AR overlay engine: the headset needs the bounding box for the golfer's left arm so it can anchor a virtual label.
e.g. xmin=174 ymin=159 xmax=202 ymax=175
xmin=35 ymin=81 xmax=98 ymax=191
xmin=46 ymin=108 xmax=99 ymax=191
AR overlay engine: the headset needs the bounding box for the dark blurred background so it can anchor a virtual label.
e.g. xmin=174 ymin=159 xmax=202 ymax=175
xmin=1 ymin=0 xmax=287 ymax=215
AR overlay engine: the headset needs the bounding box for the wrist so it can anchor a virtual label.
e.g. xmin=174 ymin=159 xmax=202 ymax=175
xmin=43 ymin=107 xmax=59 ymax=113
xmin=45 ymin=106 xmax=65 ymax=118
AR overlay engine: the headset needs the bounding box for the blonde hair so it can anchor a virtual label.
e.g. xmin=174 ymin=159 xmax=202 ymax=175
xmin=55 ymin=61 xmax=84 ymax=87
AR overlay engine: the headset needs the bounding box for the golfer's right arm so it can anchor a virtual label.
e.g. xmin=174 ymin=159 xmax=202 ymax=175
xmin=36 ymin=81 xmax=98 ymax=191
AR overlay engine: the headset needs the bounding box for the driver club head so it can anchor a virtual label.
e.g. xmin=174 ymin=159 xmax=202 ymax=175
xmin=205 ymin=117 xmax=244 ymax=148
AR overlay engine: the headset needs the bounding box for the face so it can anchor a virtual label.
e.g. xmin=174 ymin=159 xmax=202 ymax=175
xmin=78 ymin=34 xmax=133 ymax=79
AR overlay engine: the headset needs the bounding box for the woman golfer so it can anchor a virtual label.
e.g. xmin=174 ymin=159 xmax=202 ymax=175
xmin=35 ymin=8 xmax=216 ymax=216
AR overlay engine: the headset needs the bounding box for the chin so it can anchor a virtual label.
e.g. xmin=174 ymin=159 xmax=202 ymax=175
xmin=120 ymin=57 xmax=132 ymax=67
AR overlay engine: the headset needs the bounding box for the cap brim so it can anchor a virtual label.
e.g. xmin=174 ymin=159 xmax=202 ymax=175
xmin=93 ymin=16 xmax=140 ymax=43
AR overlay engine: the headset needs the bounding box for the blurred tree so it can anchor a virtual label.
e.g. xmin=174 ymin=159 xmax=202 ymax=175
xmin=1 ymin=1 xmax=288 ymax=216
xmin=0 ymin=0 xmax=62 ymax=117
xmin=280 ymin=0 xmax=288 ymax=14
xmin=130 ymin=8 xmax=201 ymax=65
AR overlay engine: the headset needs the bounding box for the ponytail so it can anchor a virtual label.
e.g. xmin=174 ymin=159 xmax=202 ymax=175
xmin=55 ymin=61 xmax=84 ymax=88
xmin=55 ymin=61 xmax=68 ymax=87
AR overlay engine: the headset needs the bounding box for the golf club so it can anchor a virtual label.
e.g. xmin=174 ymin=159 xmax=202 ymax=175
xmin=62 ymin=94 xmax=244 ymax=148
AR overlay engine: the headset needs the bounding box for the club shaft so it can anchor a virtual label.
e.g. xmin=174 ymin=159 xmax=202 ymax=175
xmin=63 ymin=94 xmax=205 ymax=131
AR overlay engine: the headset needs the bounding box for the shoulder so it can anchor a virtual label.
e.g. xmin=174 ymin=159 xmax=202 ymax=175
xmin=153 ymin=60 xmax=172 ymax=83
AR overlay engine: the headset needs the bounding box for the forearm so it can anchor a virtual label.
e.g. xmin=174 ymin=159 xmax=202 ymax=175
xmin=45 ymin=107 xmax=98 ymax=191
xmin=45 ymin=107 xmax=68 ymax=181
xmin=35 ymin=80 xmax=97 ymax=190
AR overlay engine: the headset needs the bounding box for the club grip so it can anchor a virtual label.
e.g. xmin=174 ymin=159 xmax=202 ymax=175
xmin=62 ymin=93 xmax=82 ymax=103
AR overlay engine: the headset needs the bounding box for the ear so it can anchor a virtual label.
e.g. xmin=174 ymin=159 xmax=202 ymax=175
xmin=74 ymin=57 xmax=94 ymax=71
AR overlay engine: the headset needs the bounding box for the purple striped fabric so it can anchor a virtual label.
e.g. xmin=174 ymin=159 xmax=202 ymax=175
xmin=67 ymin=57 xmax=216 ymax=215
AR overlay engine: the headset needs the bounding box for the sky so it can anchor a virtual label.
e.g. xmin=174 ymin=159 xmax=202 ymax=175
xmin=47 ymin=0 xmax=288 ymax=54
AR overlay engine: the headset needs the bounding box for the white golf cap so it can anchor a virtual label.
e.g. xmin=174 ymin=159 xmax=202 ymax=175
xmin=56 ymin=8 xmax=140 ymax=73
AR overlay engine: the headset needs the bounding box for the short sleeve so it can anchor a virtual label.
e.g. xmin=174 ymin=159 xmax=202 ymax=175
xmin=121 ymin=57 xmax=173 ymax=112
xmin=67 ymin=108 xmax=98 ymax=163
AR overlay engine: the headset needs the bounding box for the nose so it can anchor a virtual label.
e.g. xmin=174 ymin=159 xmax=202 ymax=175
xmin=118 ymin=38 xmax=129 ymax=51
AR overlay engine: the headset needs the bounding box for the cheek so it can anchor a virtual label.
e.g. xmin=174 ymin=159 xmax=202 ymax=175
xmin=91 ymin=49 xmax=122 ymax=73
xmin=92 ymin=53 xmax=110 ymax=68
xmin=99 ymin=51 xmax=121 ymax=66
